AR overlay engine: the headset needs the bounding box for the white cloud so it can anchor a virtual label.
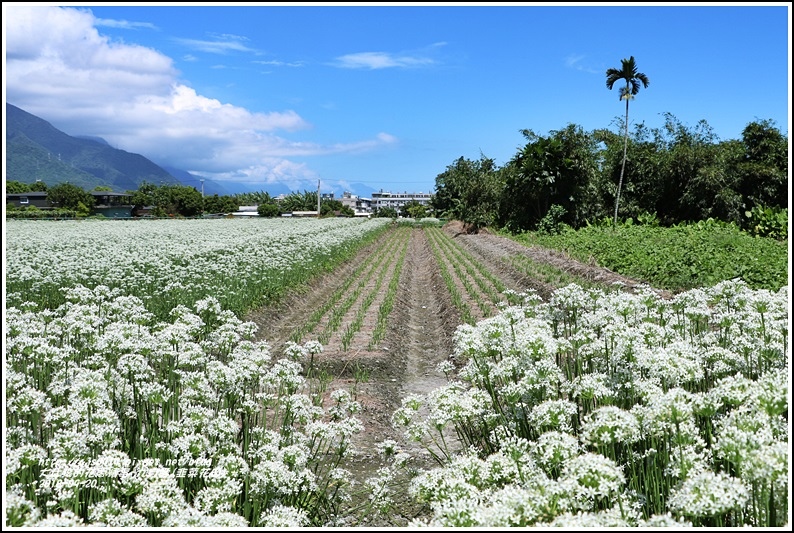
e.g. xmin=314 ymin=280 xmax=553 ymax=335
xmin=565 ymin=54 xmax=599 ymax=74
xmin=4 ymin=5 xmax=398 ymax=188
xmin=172 ymin=36 xmax=257 ymax=55
xmin=253 ymin=59 xmax=305 ymax=68
xmin=333 ymin=51 xmax=435 ymax=70
xmin=200 ymin=159 xmax=318 ymax=188
xmin=95 ymin=17 xmax=158 ymax=31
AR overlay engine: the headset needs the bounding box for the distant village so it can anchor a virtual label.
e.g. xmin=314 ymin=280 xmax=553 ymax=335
xmin=5 ymin=188 xmax=434 ymax=219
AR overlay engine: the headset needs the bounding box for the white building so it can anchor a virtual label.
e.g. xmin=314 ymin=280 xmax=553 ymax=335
xmin=371 ymin=190 xmax=432 ymax=212
xmin=340 ymin=191 xmax=373 ymax=215
xmin=230 ymin=205 xmax=260 ymax=217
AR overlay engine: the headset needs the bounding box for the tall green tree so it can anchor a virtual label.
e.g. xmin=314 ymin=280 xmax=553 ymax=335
xmin=735 ymin=119 xmax=788 ymax=210
xmin=47 ymin=182 xmax=95 ymax=213
xmin=320 ymin=199 xmax=354 ymax=217
xmin=606 ymin=56 xmax=649 ymax=225
xmin=403 ymin=199 xmax=428 ymax=219
xmin=204 ymin=193 xmax=239 ymax=214
xmin=126 ymin=182 xmax=203 ymax=217
xmin=500 ymin=125 xmax=600 ymax=231
xmin=234 ymin=190 xmax=276 ymax=206
xmin=280 ymin=190 xmax=319 ymax=212
xmin=440 ymin=155 xmax=502 ymax=233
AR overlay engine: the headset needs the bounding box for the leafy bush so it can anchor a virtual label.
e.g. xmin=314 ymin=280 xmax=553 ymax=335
xmin=744 ymin=205 xmax=787 ymax=240
xmin=635 ymin=211 xmax=660 ymax=227
xmin=257 ymin=203 xmax=280 ymax=217
xmin=536 ymin=204 xmax=569 ymax=235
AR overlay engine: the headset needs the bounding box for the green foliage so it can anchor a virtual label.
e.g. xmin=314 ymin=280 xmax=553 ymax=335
xmin=500 ymin=125 xmax=600 ymax=232
xmin=744 ymin=205 xmax=788 ymax=240
xmin=74 ymin=201 xmax=92 ymax=217
xmin=535 ymin=204 xmax=569 ymax=235
xmin=585 ymin=215 xmax=620 ymax=229
xmin=635 ymin=211 xmax=660 ymax=227
xmin=234 ymin=190 xmax=274 ymax=206
xmin=403 ymin=199 xmax=428 ymax=219
xmin=47 ymin=182 xmax=95 ymax=211
xmin=166 ymin=185 xmax=203 ymax=217
xmin=203 ymin=193 xmax=239 ymax=214
xmin=319 ymin=199 xmax=354 ymax=217
xmin=374 ymin=206 xmax=398 ymax=218
xmin=433 ymin=155 xmax=502 ymax=232
xmin=257 ymin=202 xmax=280 ymax=217
xmin=511 ymin=223 xmax=788 ymax=292
xmin=280 ymin=190 xmax=319 ymax=212
xmin=6 ymin=206 xmax=78 ymax=219
xmin=5 ymin=180 xmax=31 ymax=193
xmin=128 ymin=181 xmax=203 ymax=217
xmin=736 ymin=119 xmax=788 ymax=211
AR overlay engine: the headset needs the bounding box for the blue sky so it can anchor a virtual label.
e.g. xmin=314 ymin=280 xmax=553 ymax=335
xmin=3 ymin=2 xmax=791 ymax=196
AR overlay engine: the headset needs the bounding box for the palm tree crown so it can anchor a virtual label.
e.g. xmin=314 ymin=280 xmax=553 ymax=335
xmin=606 ymin=56 xmax=650 ymax=97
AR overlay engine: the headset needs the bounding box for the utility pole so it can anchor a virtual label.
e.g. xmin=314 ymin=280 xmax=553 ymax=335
xmin=200 ymin=179 xmax=205 ymax=198
xmin=317 ymin=179 xmax=321 ymax=217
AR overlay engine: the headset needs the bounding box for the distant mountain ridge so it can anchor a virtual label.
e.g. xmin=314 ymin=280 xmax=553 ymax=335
xmin=5 ymin=103 xmax=404 ymax=198
xmin=5 ymin=103 xmax=184 ymax=192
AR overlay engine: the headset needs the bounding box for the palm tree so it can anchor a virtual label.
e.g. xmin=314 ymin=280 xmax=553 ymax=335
xmin=606 ymin=56 xmax=649 ymax=226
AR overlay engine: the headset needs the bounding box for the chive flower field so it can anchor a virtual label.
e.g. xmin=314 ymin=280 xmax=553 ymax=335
xmin=4 ymin=217 xmax=790 ymax=527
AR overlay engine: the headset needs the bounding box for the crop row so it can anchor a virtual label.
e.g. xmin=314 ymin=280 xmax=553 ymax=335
xmin=425 ymin=226 xmax=513 ymax=325
xmin=288 ymin=224 xmax=411 ymax=355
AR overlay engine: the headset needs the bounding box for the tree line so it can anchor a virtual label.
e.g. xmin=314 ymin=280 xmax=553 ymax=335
xmin=5 ymin=181 xmax=235 ymax=218
xmin=5 ymin=181 xmax=381 ymax=218
xmin=431 ymin=114 xmax=787 ymax=236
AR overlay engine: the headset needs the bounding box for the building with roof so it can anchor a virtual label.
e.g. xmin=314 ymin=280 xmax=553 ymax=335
xmin=5 ymin=191 xmax=134 ymax=217
xmin=370 ymin=190 xmax=432 ymax=213
xmin=340 ymin=191 xmax=373 ymax=215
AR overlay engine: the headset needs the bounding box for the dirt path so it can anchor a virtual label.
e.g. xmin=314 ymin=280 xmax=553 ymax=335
xmin=394 ymin=228 xmax=455 ymax=398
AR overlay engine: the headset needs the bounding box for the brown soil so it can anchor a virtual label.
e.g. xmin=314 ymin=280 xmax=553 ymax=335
xmin=243 ymin=220 xmax=665 ymax=525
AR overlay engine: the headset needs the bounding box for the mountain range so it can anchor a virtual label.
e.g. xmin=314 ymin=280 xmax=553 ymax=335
xmin=4 ymin=103 xmax=379 ymax=198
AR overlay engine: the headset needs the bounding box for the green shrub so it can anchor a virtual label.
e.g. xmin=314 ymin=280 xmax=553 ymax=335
xmin=744 ymin=205 xmax=787 ymax=240
xmin=257 ymin=203 xmax=280 ymax=217
xmin=536 ymin=204 xmax=569 ymax=235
